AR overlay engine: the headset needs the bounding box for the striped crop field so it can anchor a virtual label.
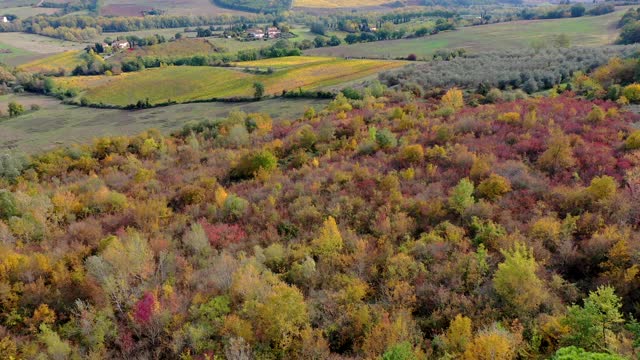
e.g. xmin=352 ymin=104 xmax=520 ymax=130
xmin=18 ymin=51 xmax=87 ymax=74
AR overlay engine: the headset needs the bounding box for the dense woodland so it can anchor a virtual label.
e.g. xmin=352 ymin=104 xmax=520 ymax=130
xmin=1 ymin=56 xmax=640 ymax=358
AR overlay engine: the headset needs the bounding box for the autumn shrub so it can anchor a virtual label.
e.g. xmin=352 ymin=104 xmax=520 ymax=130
xmin=477 ymin=174 xmax=512 ymax=201
xmin=585 ymin=175 xmax=617 ymax=202
xmin=585 ymin=105 xmax=605 ymax=123
xmin=624 ymin=130 xmax=640 ymax=150
xmin=498 ymin=112 xmax=521 ymax=124
xmin=174 ymin=185 xmax=206 ymax=208
xmin=200 ymin=219 xmax=246 ymax=249
xmin=463 ymin=325 xmax=518 ymax=360
xmin=622 ymin=83 xmax=640 ymax=103
xmin=230 ymin=150 xmax=278 ymax=180
xmin=398 ymin=144 xmax=424 ymax=164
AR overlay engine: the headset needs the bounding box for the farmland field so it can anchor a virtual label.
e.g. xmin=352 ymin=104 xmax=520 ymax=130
xmin=306 ymin=8 xmax=627 ymax=59
xmin=17 ymin=50 xmax=86 ymax=73
xmin=0 ymin=94 xmax=327 ymax=152
xmin=0 ymin=0 xmax=38 ymax=8
xmin=107 ymin=38 xmax=218 ymax=63
xmin=0 ymin=32 xmax=86 ymax=66
xmin=52 ymin=57 xmax=405 ymax=106
xmin=293 ymin=0 xmax=390 ymax=8
xmin=0 ymin=6 xmax=59 ymax=17
xmin=100 ymin=0 xmax=253 ymax=16
xmin=234 ymin=56 xmax=333 ymax=68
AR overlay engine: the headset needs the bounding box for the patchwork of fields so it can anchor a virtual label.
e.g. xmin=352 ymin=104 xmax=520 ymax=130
xmin=306 ymin=8 xmax=626 ymax=58
xmin=52 ymin=57 xmax=405 ymax=106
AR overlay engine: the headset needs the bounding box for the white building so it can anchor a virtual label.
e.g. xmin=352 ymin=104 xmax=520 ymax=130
xmin=111 ymin=40 xmax=130 ymax=49
xmin=248 ymin=29 xmax=265 ymax=39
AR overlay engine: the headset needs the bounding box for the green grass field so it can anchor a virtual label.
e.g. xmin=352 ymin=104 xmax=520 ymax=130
xmin=52 ymin=57 xmax=405 ymax=106
xmin=0 ymin=94 xmax=328 ymax=153
xmin=305 ymin=8 xmax=627 ymax=59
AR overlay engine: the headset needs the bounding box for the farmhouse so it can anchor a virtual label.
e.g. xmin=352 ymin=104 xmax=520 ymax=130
xmin=1 ymin=16 xmax=9 ymax=23
xmin=111 ymin=40 xmax=130 ymax=50
xmin=248 ymin=29 xmax=265 ymax=39
xmin=267 ymin=27 xmax=281 ymax=38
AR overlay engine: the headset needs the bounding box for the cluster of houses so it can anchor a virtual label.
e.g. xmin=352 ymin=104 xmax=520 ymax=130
xmin=247 ymin=26 xmax=281 ymax=40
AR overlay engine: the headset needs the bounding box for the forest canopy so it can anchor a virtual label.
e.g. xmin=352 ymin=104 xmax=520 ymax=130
xmin=1 ymin=82 xmax=640 ymax=358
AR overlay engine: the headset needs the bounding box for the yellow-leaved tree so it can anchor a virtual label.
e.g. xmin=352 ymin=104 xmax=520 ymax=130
xmin=312 ymin=216 xmax=343 ymax=258
xmin=463 ymin=325 xmax=518 ymax=360
xmin=441 ymin=88 xmax=464 ymax=111
xmin=442 ymin=314 xmax=473 ymax=355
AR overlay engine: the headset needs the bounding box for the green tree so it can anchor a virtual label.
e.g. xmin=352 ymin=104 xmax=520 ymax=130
xmin=39 ymin=324 xmax=72 ymax=360
xmin=253 ymin=82 xmax=265 ymax=99
xmin=8 ymin=102 xmax=24 ymax=117
xmin=570 ymin=4 xmax=586 ymax=17
xmin=382 ymin=341 xmax=416 ymax=360
xmin=562 ymin=285 xmax=624 ymax=352
xmin=448 ymin=178 xmax=475 ymax=214
xmin=254 ymin=283 xmax=309 ymax=352
xmin=0 ymin=190 xmax=18 ymax=220
xmin=552 ymin=346 xmax=625 ymax=360
xmin=493 ymin=242 xmax=547 ymax=315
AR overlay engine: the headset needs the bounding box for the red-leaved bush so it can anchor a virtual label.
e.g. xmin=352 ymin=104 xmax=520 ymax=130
xmin=133 ymin=292 xmax=157 ymax=325
xmin=199 ymin=219 xmax=246 ymax=249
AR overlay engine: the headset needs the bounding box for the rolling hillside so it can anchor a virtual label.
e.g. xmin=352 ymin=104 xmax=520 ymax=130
xmin=306 ymin=8 xmax=626 ymax=59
